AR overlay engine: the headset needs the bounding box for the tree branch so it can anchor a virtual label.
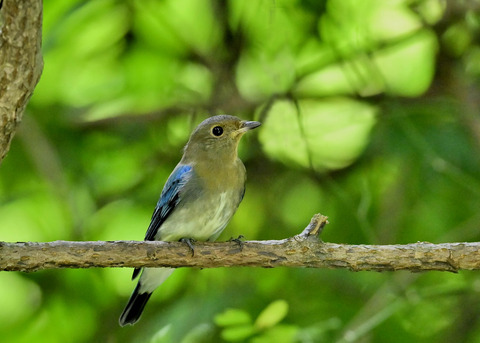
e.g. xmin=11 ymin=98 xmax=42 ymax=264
xmin=0 ymin=0 xmax=43 ymax=163
xmin=1 ymin=214 xmax=479 ymax=273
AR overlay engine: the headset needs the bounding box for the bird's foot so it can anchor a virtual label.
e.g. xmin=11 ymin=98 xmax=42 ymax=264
xmin=228 ymin=235 xmax=245 ymax=251
xmin=180 ymin=238 xmax=196 ymax=257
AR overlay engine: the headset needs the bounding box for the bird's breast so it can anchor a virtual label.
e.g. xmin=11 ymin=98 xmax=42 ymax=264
xmin=156 ymin=189 xmax=242 ymax=242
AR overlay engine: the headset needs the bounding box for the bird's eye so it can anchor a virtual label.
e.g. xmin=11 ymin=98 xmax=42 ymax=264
xmin=212 ymin=126 xmax=223 ymax=137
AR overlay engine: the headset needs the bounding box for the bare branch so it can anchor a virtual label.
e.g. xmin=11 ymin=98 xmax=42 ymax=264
xmin=1 ymin=214 xmax=479 ymax=273
xmin=0 ymin=1 xmax=43 ymax=163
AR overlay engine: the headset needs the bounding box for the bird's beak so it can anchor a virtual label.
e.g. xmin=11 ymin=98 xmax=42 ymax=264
xmin=237 ymin=120 xmax=261 ymax=135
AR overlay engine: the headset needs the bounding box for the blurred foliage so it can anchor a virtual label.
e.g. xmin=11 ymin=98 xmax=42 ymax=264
xmin=1 ymin=0 xmax=480 ymax=342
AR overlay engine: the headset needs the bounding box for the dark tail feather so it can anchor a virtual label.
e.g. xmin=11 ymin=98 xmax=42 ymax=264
xmin=132 ymin=267 xmax=141 ymax=280
xmin=119 ymin=282 xmax=152 ymax=326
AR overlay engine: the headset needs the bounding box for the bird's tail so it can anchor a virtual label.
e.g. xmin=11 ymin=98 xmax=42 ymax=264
xmin=119 ymin=282 xmax=152 ymax=326
xmin=119 ymin=267 xmax=174 ymax=326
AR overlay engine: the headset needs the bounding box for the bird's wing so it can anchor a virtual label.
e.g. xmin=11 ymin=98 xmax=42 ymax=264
xmin=144 ymin=164 xmax=193 ymax=242
xmin=132 ymin=164 xmax=193 ymax=281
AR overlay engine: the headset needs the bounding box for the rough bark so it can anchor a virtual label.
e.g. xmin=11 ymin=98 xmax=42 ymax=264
xmin=1 ymin=214 xmax=479 ymax=273
xmin=0 ymin=0 xmax=43 ymax=163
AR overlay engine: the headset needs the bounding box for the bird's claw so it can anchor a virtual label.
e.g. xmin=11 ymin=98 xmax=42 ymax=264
xmin=228 ymin=235 xmax=245 ymax=251
xmin=180 ymin=238 xmax=196 ymax=257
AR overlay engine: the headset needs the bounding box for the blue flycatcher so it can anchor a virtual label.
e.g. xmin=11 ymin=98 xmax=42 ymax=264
xmin=119 ymin=115 xmax=260 ymax=326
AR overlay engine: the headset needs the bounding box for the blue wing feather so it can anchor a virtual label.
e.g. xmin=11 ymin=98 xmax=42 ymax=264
xmin=132 ymin=164 xmax=193 ymax=280
xmin=144 ymin=164 xmax=193 ymax=241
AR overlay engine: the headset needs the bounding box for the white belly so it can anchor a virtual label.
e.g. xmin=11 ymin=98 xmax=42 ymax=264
xmin=156 ymin=191 xmax=237 ymax=242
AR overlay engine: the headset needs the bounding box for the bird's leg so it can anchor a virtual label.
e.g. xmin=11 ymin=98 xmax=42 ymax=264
xmin=228 ymin=235 xmax=245 ymax=251
xmin=180 ymin=238 xmax=196 ymax=257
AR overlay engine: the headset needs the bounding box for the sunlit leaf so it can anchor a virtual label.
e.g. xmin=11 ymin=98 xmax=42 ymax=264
xmin=221 ymin=325 xmax=256 ymax=342
xmin=254 ymin=300 xmax=289 ymax=330
xmin=251 ymin=325 xmax=299 ymax=343
xmin=374 ymin=30 xmax=438 ymax=96
xmin=215 ymin=308 xmax=252 ymax=327
xmin=135 ymin=0 xmax=221 ymax=57
xmin=294 ymin=63 xmax=357 ymax=97
xmin=236 ymin=50 xmax=296 ymax=102
xmin=369 ymin=5 xmax=422 ymax=41
xmin=259 ymin=98 xmax=377 ymax=170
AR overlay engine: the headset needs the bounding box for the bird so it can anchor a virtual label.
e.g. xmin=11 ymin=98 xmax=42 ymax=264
xmin=119 ymin=115 xmax=261 ymax=326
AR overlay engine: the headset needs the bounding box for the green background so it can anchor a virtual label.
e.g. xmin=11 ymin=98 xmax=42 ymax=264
xmin=1 ymin=0 xmax=480 ymax=342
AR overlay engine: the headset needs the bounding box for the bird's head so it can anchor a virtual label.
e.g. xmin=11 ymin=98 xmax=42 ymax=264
xmin=183 ymin=115 xmax=261 ymax=163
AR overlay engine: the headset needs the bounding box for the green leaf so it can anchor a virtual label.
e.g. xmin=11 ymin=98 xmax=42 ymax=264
xmin=374 ymin=30 xmax=438 ymax=96
xmin=259 ymin=98 xmax=377 ymax=170
xmin=220 ymin=325 xmax=256 ymax=342
xmin=251 ymin=325 xmax=299 ymax=343
xmin=214 ymin=308 xmax=252 ymax=327
xmin=254 ymin=300 xmax=289 ymax=331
